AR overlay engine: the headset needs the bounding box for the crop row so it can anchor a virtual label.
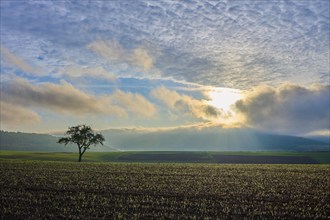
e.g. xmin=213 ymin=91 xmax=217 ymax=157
xmin=1 ymin=160 xmax=329 ymax=219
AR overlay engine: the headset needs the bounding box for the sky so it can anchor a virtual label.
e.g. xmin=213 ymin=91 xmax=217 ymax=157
xmin=0 ymin=0 xmax=329 ymax=137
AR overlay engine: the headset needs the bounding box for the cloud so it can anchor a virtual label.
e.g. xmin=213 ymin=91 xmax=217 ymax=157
xmin=87 ymin=40 xmax=154 ymax=71
xmin=1 ymin=77 xmax=157 ymax=127
xmin=111 ymin=90 xmax=157 ymax=117
xmin=1 ymin=1 xmax=329 ymax=89
xmin=0 ymin=101 xmax=41 ymax=126
xmin=151 ymin=86 xmax=220 ymax=121
xmin=235 ymin=84 xmax=330 ymax=134
xmin=63 ymin=65 xmax=116 ymax=81
xmin=1 ymin=1 xmax=329 ymax=133
xmin=0 ymin=45 xmax=43 ymax=76
xmin=102 ymin=122 xmax=219 ymax=133
xmin=132 ymin=47 xmax=154 ymax=71
xmin=1 ymin=77 xmax=127 ymax=117
xmin=305 ymin=129 xmax=330 ymax=137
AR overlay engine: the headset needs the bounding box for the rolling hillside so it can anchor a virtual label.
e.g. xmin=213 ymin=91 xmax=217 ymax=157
xmin=1 ymin=128 xmax=328 ymax=152
xmin=102 ymin=127 xmax=329 ymax=151
xmin=0 ymin=131 xmax=115 ymax=152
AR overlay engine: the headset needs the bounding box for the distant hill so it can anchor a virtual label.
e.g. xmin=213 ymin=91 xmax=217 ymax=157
xmin=307 ymin=135 xmax=330 ymax=145
xmin=102 ymin=127 xmax=329 ymax=151
xmin=1 ymin=128 xmax=328 ymax=152
xmin=0 ymin=131 xmax=116 ymax=152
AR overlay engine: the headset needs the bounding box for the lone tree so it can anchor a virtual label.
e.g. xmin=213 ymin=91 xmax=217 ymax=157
xmin=58 ymin=125 xmax=105 ymax=162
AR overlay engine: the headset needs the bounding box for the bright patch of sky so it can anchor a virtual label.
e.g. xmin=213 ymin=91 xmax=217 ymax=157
xmin=1 ymin=0 xmax=329 ymax=136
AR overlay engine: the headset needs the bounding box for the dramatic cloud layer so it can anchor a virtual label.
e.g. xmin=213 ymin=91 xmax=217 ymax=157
xmin=1 ymin=78 xmax=124 ymax=116
xmin=151 ymin=86 xmax=220 ymax=121
xmin=87 ymin=40 xmax=155 ymax=72
xmin=0 ymin=0 xmax=329 ymax=137
xmin=1 ymin=0 xmax=328 ymax=88
xmin=1 ymin=78 xmax=157 ymax=127
xmin=0 ymin=101 xmax=41 ymax=126
xmin=112 ymin=90 xmax=157 ymax=117
xmin=235 ymin=84 xmax=330 ymax=134
xmin=1 ymin=45 xmax=43 ymax=76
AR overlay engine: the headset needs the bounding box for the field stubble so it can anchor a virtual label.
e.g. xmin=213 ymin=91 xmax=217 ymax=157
xmin=0 ymin=160 xmax=329 ymax=219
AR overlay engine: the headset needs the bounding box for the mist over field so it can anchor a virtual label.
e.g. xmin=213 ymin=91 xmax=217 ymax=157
xmin=1 ymin=129 xmax=328 ymax=152
xmin=101 ymin=127 xmax=329 ymax=151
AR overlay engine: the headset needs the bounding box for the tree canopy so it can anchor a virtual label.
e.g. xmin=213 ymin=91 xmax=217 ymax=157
xmin=58 ymin=125 xmax=105 ymax=162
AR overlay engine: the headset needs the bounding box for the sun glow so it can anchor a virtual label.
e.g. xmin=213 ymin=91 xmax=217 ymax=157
xmin=206 ymin=87 xmax=243 ymax=125
xmin=207 ymin=88 xmax=242 ymax=112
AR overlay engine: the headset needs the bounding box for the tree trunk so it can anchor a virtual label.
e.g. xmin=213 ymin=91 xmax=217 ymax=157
xmin=78 ymin=147 xmax=82 ymax=162
xmin=78 ymin=153 xmax=83 ymax=162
